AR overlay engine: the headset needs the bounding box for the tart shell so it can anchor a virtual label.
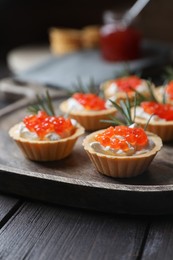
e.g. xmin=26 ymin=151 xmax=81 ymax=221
xmin=9 ymin=123 xmax=84 ymax=161
xmin=131 ymin=107 xmax=173 ymax=142
xmin=59 ymin=100 xmax=117 ymax=131
xmin=83 ymin=130 xmax=162 ymax=178
xmin=134 ymin=117 xmax=173 ymax=142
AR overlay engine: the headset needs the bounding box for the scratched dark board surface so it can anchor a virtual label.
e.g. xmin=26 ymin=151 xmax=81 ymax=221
xmin=0 ymin=96 xmax=173 ymax=215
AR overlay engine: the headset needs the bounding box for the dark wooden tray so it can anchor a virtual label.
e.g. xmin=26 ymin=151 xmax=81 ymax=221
xmin=1 ymin=95 xmax=173 ymax=215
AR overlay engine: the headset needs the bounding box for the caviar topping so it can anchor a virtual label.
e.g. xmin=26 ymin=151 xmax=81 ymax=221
xmin=72 ymin=93 xmax=106 ymax=110
xmin=113 ymin=75 xmax=142 ymax=93
xmin=95 ymin=126 xmax=148 ymax=152
xmin=23 ymin=111 xmax=75 ymax=139
xmin=141 ymin=101 xmax=173 ymax=121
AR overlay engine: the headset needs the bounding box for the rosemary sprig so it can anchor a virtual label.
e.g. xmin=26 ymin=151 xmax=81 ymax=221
xmin=147 ymin=80 xmax=158 ymax=102
xmin=27 ymin=90 xmax=55 ymax=116
xmin=69 ymin=76 xmax=100 ymax=96
xmin=102 ymin=95 xmax=134 ymax=126
xmin=101 ymin=91 xmax=155 ymax=129
xmin=144 ymin=113 xmax=155 ymax=131
xmin=130 ymin=80 xmax=160 ymax=105
xmin=162 ymin=88 xmax=167 ymax=104
xmin=163 ymin=66 xmax=173 ymax=83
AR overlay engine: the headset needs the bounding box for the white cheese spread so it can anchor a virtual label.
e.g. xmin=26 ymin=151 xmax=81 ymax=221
xmin=106 ymin=80 xmax=149 ymax=97
xmin=66 ymin=97 xmax=108 ymax=111
xmin=135 ymin=107 xmax=166 ymax=122
xmin=90 ymin=137 xmax=155 ymax=156
xmin=17 ymin=119 xmax=77 ymax=141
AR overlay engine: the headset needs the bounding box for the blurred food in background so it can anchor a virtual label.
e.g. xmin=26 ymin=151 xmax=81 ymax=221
xmin=49 ymin=25 xmax=100 ymax=55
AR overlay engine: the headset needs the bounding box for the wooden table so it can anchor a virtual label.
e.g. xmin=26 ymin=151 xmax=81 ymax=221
xmin=0 ymin=193 xmax=173 ymax=259
xmin=0 ymin=61 xmax=173 ymax=260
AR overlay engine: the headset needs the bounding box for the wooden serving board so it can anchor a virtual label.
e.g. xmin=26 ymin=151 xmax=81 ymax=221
xmin=1 ymin=96 xmax=173 ymax=215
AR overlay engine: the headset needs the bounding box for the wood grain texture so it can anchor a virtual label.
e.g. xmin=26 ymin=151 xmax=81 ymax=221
xmin=0 ymin=195 xmax=20 ymax=222
xmin=141 ymin=216 xmax=173 ymax=260
xmin=1 ymin=98 xmax=173 ymax=214
xmin=0 ymin=201 xmax=148 ymax=260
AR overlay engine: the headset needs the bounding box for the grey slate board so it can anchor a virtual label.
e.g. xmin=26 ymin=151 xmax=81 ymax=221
xmin=15 ymin=40 xmax=171 ymax=90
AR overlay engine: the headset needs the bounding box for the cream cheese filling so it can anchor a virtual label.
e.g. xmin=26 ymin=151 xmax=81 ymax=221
xmin=90 ymin=123 xmax=155 ymax=156
xmin=106 ymin=80 xmax=149 ymax=97
xmin=135 ymin=107 xmax=166 ymax=122
xmin=90 ymin=138 xmax=155 ymax=156
xmin=66 ymin=97 xmax=109 ymax=111
xmin=17 ymin=119 xmax=77 ymax=141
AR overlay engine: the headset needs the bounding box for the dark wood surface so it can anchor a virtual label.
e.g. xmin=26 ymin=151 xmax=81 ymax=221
xmin=1 ymin=67 xmax=173 ymax=260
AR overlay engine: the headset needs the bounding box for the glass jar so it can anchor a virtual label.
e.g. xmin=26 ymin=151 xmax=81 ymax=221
xmin=100 ymin=10 xmax=141 ymax=62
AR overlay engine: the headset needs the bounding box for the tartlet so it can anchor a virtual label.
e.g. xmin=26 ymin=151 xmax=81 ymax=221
xmin=59 ymin=93 xmax=117 ymax=131
xmin=132 ymin=101 xmax=173 ymax=142
xmin=83 ymin=97 xmax=162 ymax=178
xmin=100 ymin=75 xmax=153 ymax=103
xmin=9 ymin=92 xmax=84 ymax=161
xmin=83 ymin=126 xmax=162 ymax=178
xmin=9 ymin=112 xmax=84 ymax=161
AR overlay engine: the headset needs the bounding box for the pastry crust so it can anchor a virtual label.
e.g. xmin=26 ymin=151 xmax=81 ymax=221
xmin=9 ymin=123 xmax=84 ymax=161
xmin=83 ymin=130 xmax=162 ymax=178
xmin=134 ymin=118 xmax=173 ymax=142
xmin=132 ymin=107 xmax=173 ymax=141
xmin=59 ymin=100 xmax=117 ymax=131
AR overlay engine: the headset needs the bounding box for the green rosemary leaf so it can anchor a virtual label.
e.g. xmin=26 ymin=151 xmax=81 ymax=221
xmin=133 ymin=92 xmax=137 ymax=122
xmin=119 ymin=100 xmax=132 ymax=125
xmin=27 ymin=90 xmax=56 ymax=116
xmin=27 ymin=105 xmax=40 ymax=114
xmin=146 ymin=80 xmax=158 ymax=102
xmin=144 ymin=113 xmax=155 ymax=131
xmin=36 ymin=94 xmax=47 ymax=112
xmin=163 ymin=66 xmax=173 ymax=82
xmin=129 ymin=86 xmax=147 ymax=105
xmin=76 ymin=76 xmax=84 ymax=92
xmin=100 ymin=118 xmax=125 ymax=126
xmin=162 ymin=88 xmax=167 ymax=104
xmin=124 ymin=95 xmax=131 ymax=120
xmin=108 ymin=99 xmax=124 ymax=115
xmin=46 ymin=90 xmax=55 ymax=116
xmin=69 ymin=76 xmax=99 ymax=95
xmin=108 ymin=114 xmax=125 ymax=124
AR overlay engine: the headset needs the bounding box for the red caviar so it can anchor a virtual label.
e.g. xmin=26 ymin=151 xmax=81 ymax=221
xmin=166 ymin=81 xmax=173 ymax=99
xmin=95 ymin=126 xmax=148 ymax=151
xmin=112 ymin=75 xmax=142 ymax=93
xmin=141 ymin=101 xmax=173 ymax=121
xmin=23 ymin=111 xmax=75 ymax=139
xmin=72 ymin=93 xmax=106 ymax=110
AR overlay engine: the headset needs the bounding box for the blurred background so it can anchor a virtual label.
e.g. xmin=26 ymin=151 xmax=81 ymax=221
xmin=0 ymin=0 xmax=172 ymax=58
xmin=0 ymin=0 xmax=172 ymax=85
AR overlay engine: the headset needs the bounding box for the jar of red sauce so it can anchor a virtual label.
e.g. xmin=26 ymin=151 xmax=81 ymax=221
xmin=100 ymin=10 xmax=141 ymax=62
